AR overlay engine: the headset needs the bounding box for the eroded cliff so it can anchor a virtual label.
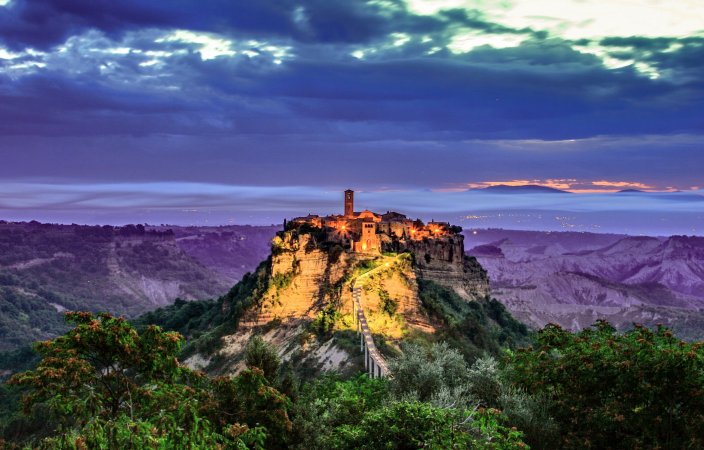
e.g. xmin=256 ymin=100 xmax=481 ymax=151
xmin=405 ymin=234 xmax=490 ymax=301
xmin=189 ymin=228 xmax=499 ymax=376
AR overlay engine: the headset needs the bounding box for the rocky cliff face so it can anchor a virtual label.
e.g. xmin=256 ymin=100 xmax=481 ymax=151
xmin=237 ymin=230 xmax=443 ymax=329
xmin=257 ymin=232 xmax=351 ymax=322
xmin=207 ymin=229 xmax=493 ymax=375
xmin=407 ymin=234 xmax=490 ymax=301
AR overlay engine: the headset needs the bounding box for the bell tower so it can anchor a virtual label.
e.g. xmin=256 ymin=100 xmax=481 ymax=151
xmin=344 ymin=189 xmax=354 ymax=217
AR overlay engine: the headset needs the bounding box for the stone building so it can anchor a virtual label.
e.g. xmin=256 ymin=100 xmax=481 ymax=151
xmin=289 ymin=189 xmax=455 ymax=254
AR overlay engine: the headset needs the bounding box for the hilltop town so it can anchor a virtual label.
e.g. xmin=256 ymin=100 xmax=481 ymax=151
xmin=190 ymin=188 xmax=497 ymax=379
xmin=287 ymin=189 xmax=463 ymax=255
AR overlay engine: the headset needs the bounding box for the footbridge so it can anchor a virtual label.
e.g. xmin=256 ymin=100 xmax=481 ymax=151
xmin=351 ymin=256 xmax=399 ymax=378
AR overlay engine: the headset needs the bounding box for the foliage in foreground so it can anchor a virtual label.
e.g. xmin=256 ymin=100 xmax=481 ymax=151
xmin=290 ymin=373 xmax=528 ymax=450
xmin=387 ymin=343 xmax=556 ymax=450
xmin=4 ymin=308 xmax=704 ymax=450
xmin=507 ymin=320 xmax=704 ymax=450
xmin=5 ymin=312 xmax=291 ymax=449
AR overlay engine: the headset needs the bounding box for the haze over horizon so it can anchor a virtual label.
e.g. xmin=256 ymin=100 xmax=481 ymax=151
xmin=1 ymin=0 xmax=702 ymax=234
xmin=2 ymin=185 xmax=703 ymax=237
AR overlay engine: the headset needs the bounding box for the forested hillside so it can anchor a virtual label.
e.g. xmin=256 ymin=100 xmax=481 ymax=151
xmin=0 ymin=221 xmax=276 ymax=350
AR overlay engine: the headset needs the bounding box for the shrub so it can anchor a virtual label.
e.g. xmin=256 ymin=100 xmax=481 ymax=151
xmin=388 ymin=342 xmax=469 ymax=403
xmin=7 ymin=312 xmax=292 ymax=449
xmin=378 ymin=288 xmax=398 ymax=317
xmin=245 ymin=335 xmax=281 ymax=382
xmin=508 ymin=321 xmax=704 ymax=450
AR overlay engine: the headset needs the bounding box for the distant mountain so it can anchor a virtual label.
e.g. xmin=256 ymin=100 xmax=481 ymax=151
xmin=465 ymin=228 xmax=627 ymax=252
xmin=0 ymin=221 xmax=278 ymax=350
xmin=478 ymin=184 xmax=570 ymax=194
xmin=614 ymin=190 xmax=704 ymax=201
xmin=466 ymin=229 xmax=704 ymax=339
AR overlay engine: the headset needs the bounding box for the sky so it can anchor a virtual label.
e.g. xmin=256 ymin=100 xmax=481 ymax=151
xmin=0 ymin=0 xmax=703 ymax=234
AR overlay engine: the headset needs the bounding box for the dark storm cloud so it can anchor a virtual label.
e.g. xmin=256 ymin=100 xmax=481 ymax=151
xmin=3 ymin=32 xmax=700 ymax=141
xmin=0 ymin=0 xmax=550 ymax=51
xmin=0 ymin=0 xmax=300 ymax=50
xmin=0 ymin=0 xmax=703 ymax=229
xmin=0 ymin=0 xmax=428 ymax=50
xmin=0 ymin=72 xmax=202 ymax=136
xmin=600 ymin=36 xmax=676 ymax=51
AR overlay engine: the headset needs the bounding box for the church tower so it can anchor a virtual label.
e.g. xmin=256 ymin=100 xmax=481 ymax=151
xmin=344 ymin=189 xmax=354 ymax=217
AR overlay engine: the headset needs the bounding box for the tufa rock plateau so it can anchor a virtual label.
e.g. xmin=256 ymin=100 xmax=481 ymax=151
xmin=177 ymin=191 xmax=522 ymax=377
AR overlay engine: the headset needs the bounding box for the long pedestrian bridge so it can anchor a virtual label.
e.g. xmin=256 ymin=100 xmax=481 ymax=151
xmin=350 ymin=257 xmax=398 ymax=379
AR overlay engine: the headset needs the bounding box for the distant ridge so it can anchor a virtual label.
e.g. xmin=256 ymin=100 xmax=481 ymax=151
xmin=617 ymin=189 xmax=645 ymax=193
xmin=465 ymin=229 xmax=704 ymax=340
xmin=0 ymin=221 xmax=278 ymax=350
xmin=477 ymin=184 xmax=570 ymax=194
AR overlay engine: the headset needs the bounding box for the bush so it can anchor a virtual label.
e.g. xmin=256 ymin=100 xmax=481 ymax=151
xmin=310 ymin=305 xmax=341 ymax=337
xmin=416 ymin=280 xmax=530 ymax=361
xmin=6 ymin=312 xmax=292 ymax=449
xmin=467 ymin=356 xmax=559 ymax=450
xmin=388 ymin=342 xmax=469 ymax=403
xmin=508 ymin=321 xmax=704 ymax=450
xmin=245 ymin=335 xmax=281 ymax=382
xmin=378 ymin=288 xmax=398 ymax=317
xmin=336 ymin=402 xmax=527 ymax=450
xmin=290 ymin=374 xmax=389 ymax=450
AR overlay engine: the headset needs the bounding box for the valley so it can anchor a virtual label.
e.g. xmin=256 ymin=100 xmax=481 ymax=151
xmin=0 ymin=221 xmax=278 ymax=350
xmin=466 ymin=229 xmax=704 ymax=339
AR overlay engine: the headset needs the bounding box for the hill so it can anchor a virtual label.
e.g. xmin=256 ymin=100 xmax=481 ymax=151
xmin=477 ymin=184 xmax=570 ymax=194
xmin=139 ymin=224 xmax=528 ymax=378
xmin=0 ymin=221 xmax=277 ymax=350
xmin=466 ymin=229 xmax=704 ymax=339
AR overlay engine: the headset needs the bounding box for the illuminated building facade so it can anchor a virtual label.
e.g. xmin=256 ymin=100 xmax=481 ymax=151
xmin=289 ymin=190 xmax=454 ymax=254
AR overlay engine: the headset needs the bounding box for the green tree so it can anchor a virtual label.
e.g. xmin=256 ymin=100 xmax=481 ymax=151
xmin=205 ymin=368 xmax=292 ymax=449
xmin=335 ymin=402 xmax=527 ymax=450
xmin=244 ymin=335 xmax=281 ymax=382
xmin=388 ymin=342 xmax=469 ymax=402
xmin=290 ymin=374 xmax=388 ymax=450
xmin=508 ymin=321 xmax=704 ymax=450
xmin=290 ymin=360 xmax=529 ymax=450
xmin=7 ymin=312 xmax=289 ymax=449
xmin=466 ymin=357 xmax=558 ymax=450
xmin=388 ymin=343 xmax=555 ymax=449
xmin=10 ymin=312 xmax=184 ymax=422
